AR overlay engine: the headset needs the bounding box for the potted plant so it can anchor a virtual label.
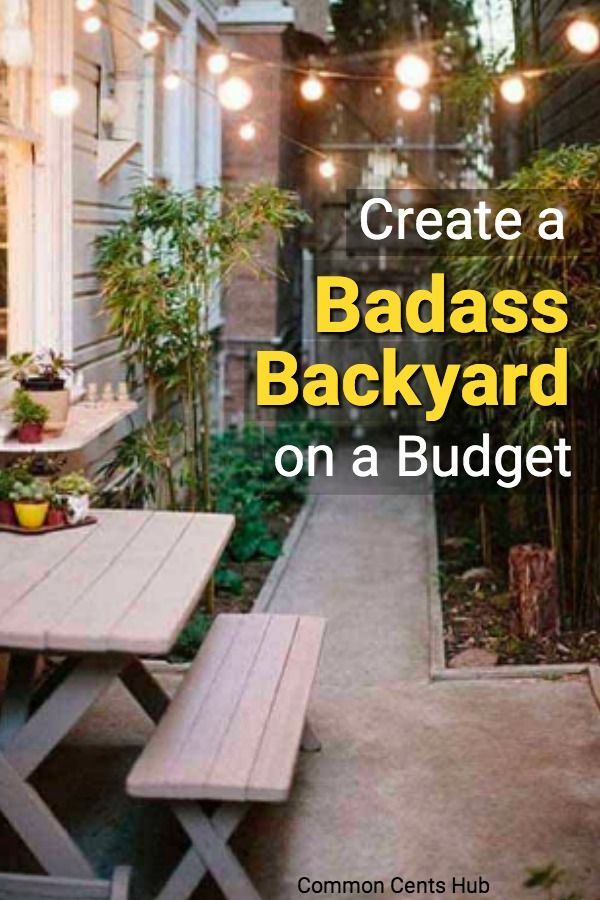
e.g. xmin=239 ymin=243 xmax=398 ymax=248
xmin=10 ymin=389 xmax=49 ymax=444
xmin=0 ymin=468 xmax=17 ymax=525
xmin=46 ymin=490 xmax=68 ymax=527
xmin=53 ymin=471 xmax=94 ymax=524
xmin=10 ymin=479 xmax=51 ymax=530
xmin=2 ymin=350 xmax=73 ymax=433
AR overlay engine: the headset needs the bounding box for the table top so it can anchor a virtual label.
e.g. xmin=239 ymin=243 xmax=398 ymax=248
xmin=0 ymin=509 xmax=234 ymax=655
xmin=0 ymin=401 xmax=138 ymax=453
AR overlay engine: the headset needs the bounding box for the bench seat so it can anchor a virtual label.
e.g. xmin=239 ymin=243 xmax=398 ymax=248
xmin=127 ymin=613 xmax=325 ymax=803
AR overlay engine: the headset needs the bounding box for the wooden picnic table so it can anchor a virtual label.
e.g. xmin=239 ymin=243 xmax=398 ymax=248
xmin=0 ymin=509 xmax=234 ymax=896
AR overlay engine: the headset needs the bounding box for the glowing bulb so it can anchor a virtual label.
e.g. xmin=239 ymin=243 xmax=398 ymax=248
xmin=207 ymin=50 xmax=230 ymax=76
xmin=500 ymin=75 xmax=526 ymax=104
xmin=319 ymin=158 xmax=336 ymax=179
xmin=566 ymin=18 xmax=600 ymax=54
xmin=397 ymin=87 xmax=422 ymax=111
xmin=239 ymin=121 xmax=257 ymax=141
xmin=217 ymin=76 xmax=253 ymax=111
xmin=163 ymin=72 xmax=181 ymax=91
xmin=394 ymin=53 xmax=431 ymax=89
xmin=82 ymin=14 xmax=102 ymax=33
xmin=50 ymin=84 xmax=81 ymax=117
xmin=300 ymin=72 xmax=325 ymax=102
xmin=139 ymin=27 xmax=160 ymax=51
xmin=75 ymin=0 xmax=95 ymax=11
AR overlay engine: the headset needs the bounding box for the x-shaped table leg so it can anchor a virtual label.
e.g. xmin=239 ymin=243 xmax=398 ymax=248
xmin=157 ymin=802 xmax=259 ymax=900
xmin=0 ymin=653 xmax=126 ymax=878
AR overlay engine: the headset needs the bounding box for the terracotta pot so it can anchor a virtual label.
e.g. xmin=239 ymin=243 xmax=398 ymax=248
xmin=18 ymin=422 xmax=44 ymax=444
xmin=46 ymin=507 xmax=67 ymax=527
xmin=25 ymin=388 xmax=70 ymax=434
xmin=0 ymin=499 xmax=17 ymax=526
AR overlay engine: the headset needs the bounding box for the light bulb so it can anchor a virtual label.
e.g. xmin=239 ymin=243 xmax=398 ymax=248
xmin=566 ymin=18 xmax=600 ymax=54
xmin=319 ymin=158 xmax=336 ymax=179
xmin=75 ymin=0 xmax=95 ymax=11
xmin=397 ymin=87 xmax=422 ymax=111
xmin=50 ymin=84 xmax=81 ymax=117
xmin=300 ymin=72 xmax=325 ymax=102
xmin=394 ymin=53 xmax=431 ymax=89
xmin=218 ymin=76 xmax=253 ymax=112
xmin=500 ymin=75 xmax=526 ymax=104
xmin=239 ymin=121 xmax=257 ymax=141
xmin=139 ymin=27 xmax=160 ymax=51
xmin=163 ymin=72 xmax=181 ymax=91
xmin=207 ymin=50 xmax=230 ymax=76
xmin=83 ymin=14 xmax=102 ymax=33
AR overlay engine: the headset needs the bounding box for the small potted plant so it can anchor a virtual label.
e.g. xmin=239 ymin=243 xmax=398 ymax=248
xmin=2 ymin=350 xmax=73 ymax=433
xmin=10 ymin=389 xmax=49 ymax=444
xmin=53 ymin=471 xmax=94 ymax=524
xmin=46 ymin=490 xmax=68 ymax=527
xmin=0 ymin=468 xmax=17 ymax=525
xmin=10 ymin=479 xmax=51 ymax=530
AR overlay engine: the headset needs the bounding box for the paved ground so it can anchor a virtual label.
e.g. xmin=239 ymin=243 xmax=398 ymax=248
xmin=2 ymin=488 xmax=599 ymax=899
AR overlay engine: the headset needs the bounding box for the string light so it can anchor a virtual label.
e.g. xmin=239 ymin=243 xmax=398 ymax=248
xmin=394 ymin=53 xmax=431 ymax=89
xmin=163 ymin=72 xmax=181 ymax=91
xmin=500 ymin=74 xmax=526 ymax=104
xmin=397 ymin=87 xmax=422 ymax=111
xmin=75 ymin=0 xmax=95 ymax=10
xmin=566 ymin=18 xmax=600 ymax=55
xmin=207 ymin=49 xmax=230 ymax=76
xmin=239 ymin=121 xmax=257 ymax=142
xmin=139 ymin=26 xmax=160 ymax=51
xmin=218 ymin=75 xmax=253 ymax=111
xmin=50 ymin=83 xmax=80 ymax=117
xmin=82 ymin=14 xmax=102 ymax=34
xmin=300 ymin=72 xmax=325 ymax=102
xmin=319 ymin=157 xmax=336 ymax=179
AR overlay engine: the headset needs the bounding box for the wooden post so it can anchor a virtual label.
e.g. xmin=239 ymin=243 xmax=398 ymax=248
xmin=509 ymin=544 xmax=560 ymax=637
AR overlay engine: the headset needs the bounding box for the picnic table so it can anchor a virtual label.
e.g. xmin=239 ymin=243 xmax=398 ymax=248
xmin=0 ymin=509 xmax=234 ymax=897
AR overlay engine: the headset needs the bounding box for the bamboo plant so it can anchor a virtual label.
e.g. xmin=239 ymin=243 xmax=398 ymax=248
xmin=445 ymin=144 xmax=600 ymax=628
xmin=96 ymin=183 xmax=307 ymax=608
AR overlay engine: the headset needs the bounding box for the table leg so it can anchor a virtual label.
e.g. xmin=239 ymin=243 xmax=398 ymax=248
xmin=3 ymin=655 xmax=125 ymax=780
xmin=0 ymin=653 xmax=38 ymax=747
xmin=0 ymin=653 xmax=128 ymax=882
xmin=119 ymin=658 xmax=171 ymax=724
xmin=0 ymin=753 xmax=94 ymax=878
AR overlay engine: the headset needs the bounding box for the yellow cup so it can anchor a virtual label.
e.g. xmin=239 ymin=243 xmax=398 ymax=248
xmin=14 ymin=501 xmax=49 ymax=530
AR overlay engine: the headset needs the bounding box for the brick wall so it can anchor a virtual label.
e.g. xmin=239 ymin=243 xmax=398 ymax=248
xmin=220 ymin=29 xmax=286 ymax=425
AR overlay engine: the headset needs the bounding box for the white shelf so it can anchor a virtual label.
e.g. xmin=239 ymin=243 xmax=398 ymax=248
xmin=0 ymin=401 xmax=138 ymax=454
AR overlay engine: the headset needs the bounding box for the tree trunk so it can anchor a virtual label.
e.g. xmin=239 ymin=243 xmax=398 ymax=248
xmin=509 ymin=544 xmax=560 ymax=638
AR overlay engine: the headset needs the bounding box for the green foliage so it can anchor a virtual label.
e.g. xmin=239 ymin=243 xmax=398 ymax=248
xmin=10 ymin=478 xmax=51 ymax=503
xmin=0 ymin=350 xmax=72 ymax=384
xmin=214 ymin=567 xmax=243 ymax=596
xmin=10 ymin=389 xmax=49 ymax=427
xmin=331 ymin=0 xmax=477 ymax=52
xmin=96 ymin=183 xmax=308 ymax=520
xmin=524 ymin=863 xmax=583 ymax=900
xmin=53 ymin=472 xmax=94 ymax=496
xmin=443 ymin=144 xmax=600 ymax=628
xmin=0 ymin=468 xmax=15 ymax=501
xmin=175 ymin=611 xmax=212 ymax=661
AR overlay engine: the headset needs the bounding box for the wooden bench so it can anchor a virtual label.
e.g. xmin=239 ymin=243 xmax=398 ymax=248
xmin=0 ymin=868 xmax=131 ymax=899
xmin=127 ymin=613 xmax=326 ymax=900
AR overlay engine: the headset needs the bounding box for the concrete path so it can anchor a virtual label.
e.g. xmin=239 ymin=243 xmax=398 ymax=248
xmin=2 ymin=489 xmax=599 ymax=900
xmin=233 ymin=491 xmax=600 ymax=900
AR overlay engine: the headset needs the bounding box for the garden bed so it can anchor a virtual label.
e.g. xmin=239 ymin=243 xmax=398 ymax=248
xmin=437 ymin=492 xmax=600 ymax=668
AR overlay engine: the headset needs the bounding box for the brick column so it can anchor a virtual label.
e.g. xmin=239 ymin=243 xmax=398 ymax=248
xmin=218 ymin=1 xmax=294 ymax=427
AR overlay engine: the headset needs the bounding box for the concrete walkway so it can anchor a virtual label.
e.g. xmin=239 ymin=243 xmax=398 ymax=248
xmin=231 ymin=492 xmax=600 ymax=900
xmin=2 ymin=490 xmax=599 ymax=899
